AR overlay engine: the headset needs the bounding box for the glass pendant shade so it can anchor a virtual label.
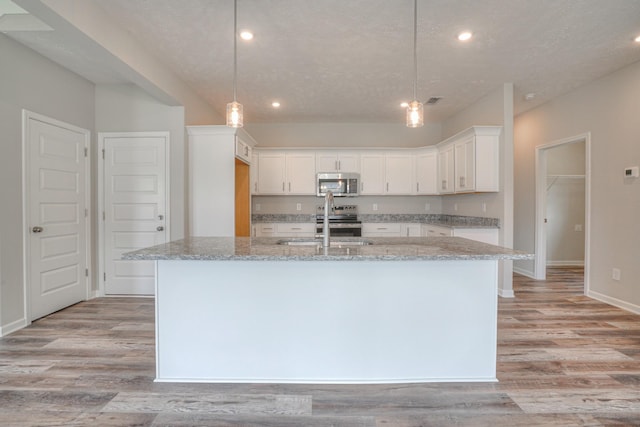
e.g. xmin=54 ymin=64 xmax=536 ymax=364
xmin=406 ymin=100 xmax=424 ymax=128
xmin=226 ymin=101 xmax=243 ymax=128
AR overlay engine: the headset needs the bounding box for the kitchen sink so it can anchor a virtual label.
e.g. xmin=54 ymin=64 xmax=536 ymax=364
xmin=276 ymin=238 xmax=373 ymax=247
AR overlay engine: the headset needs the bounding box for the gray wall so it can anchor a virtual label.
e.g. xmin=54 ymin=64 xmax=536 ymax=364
xmin=0 ymin=34 xmax=95 ymax=330
xmin=95 ymin=84 xmax=186 ymax=239
xmin=514 ymin=59 xmax=640 ymax=311
xmin=245 ymin=122 xmax=443 ymax=148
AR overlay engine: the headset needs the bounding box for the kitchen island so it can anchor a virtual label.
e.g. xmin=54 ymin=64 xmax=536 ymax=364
xmin=125 ymin=236 xmax=531 ymax=384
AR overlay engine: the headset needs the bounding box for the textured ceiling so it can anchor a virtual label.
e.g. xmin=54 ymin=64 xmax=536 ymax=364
xmin=8 ymin=0 xmax=640 ymax=123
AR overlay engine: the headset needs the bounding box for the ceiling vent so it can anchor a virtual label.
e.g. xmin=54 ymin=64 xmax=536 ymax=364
xmin=426 ymin=97 xmax=442 ymax=105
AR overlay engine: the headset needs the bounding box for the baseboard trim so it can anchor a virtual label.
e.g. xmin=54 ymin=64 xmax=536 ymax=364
xmin=546 ymin=260 xmax=584 ymax=267
xmin=0 ymin=317 xmax=28 ymax=337
xmin=588 ymin=290 xmax=640 ymax=315
xmin=513 ymin=266 xmax=535 ymax=278
xmin=498 ymin=289 xmax=515 ymax=298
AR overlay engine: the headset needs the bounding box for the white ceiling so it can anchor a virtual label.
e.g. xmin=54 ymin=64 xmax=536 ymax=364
xmin=7 ymin=0 xmax=640 ymax=124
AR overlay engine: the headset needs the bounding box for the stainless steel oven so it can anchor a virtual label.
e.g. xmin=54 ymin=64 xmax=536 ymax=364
xmin=316 ymin=205 xmax=362 ymax=237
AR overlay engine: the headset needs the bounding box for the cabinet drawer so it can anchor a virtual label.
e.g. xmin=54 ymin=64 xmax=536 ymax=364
xmin=362 ymin=223 xmax=402 ymax=237
xmin=275 ymin=223 xmax=316 ymax=234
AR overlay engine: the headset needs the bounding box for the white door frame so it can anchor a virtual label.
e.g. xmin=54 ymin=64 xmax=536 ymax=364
xmin=97 ymin=131 xmax=170 ymax=296
xmin=22 ymin=110 xmax=92 ymax=322
xmin=534 ymin=132 xmax=591 ymax=291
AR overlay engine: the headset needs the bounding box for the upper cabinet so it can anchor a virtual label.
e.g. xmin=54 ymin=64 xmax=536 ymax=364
xmin=438 ymin=143 xmax=455 ymax=194
xmin=256 ymin=150 xmax=316 ymax=195
xmin=415 ymin=148 xmax=439 ymax=195
xmin=385 ymin=153 xmax=415 ymax=194
xmin=437 ymin=126 xmax=501 ymax=194
xmin=360 ymin=153 xmax=385 ymax=195
xmin=316 ymin=151 xmax=359 ymax=173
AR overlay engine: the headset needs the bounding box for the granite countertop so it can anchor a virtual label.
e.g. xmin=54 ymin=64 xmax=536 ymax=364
xmin=123 ymin=236 xmax=532 ymax=262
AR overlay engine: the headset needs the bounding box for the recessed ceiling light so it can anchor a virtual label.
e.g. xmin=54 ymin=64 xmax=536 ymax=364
xmin=400 ymin=102 xmax=409 ymax=108
xmin=635 ymin=35 xmax=640 ymax=43
xmin=457 ymin=31 xmax=472 ymax=41
xmin=271 ymin=101 xmax=281 ymax=108
xmin=240 ymin=31 xmax=253 ymax=41
xmin=525 ymin=92 xmax=536 ymax=101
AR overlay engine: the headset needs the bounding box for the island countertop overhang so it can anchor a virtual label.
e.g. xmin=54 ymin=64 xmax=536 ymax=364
xmin=123 ymin=236 xmax=532 ymax=262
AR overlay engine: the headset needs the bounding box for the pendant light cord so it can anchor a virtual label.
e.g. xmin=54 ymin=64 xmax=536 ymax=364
xmin=412 ymin=0 xmax=418 ymax=101
xmin=233 ymin=0 xmax=238 ymax=102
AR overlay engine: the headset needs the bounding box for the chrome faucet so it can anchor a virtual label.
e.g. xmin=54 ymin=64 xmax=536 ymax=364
xmin=322 ymin=190 xmax=334 ymax=248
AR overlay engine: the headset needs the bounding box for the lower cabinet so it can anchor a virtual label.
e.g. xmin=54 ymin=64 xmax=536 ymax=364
xmin=362 ymin=223 xmax=402 ymax=237
xmin=253 ymin=223 xmax=315 ymax=237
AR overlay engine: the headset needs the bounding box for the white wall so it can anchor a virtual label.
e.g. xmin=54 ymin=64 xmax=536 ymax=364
xmin=0 ymin=34 xmax=95 ymax=331
xmin=95 ymin=84 xmax=186 ymax=239
xmin=514 ymin=59 xmax=640 ymax=312
xmin=245 ymin=122 xmax=443 ymax=148
xmin=440 ymin=84 xmax=515 ymax=297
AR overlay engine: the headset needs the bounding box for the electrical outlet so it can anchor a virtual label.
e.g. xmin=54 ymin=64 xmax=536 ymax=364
xmin=425 ymin=203 xmax=430 ymax=211
xmin=454 ymin=203 xmax=458 ymax=211
xmin=296 ymin=203 xmax=302 ymax=211
xmin=612 ymin=268 xmax=621 ymax=281
xmin=482 ymin=203 xmax=487 ymax=212
xmin=255 ymin=203 xmax=261 ymax=211
xmin=373 ymin=203 xmax=378 ymax=211
xmin=574 ymin=224 xmax=583 ymax=232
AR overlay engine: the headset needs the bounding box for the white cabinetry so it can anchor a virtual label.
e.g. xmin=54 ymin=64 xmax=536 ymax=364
xmin=438 ymin=144 xmax=455 ymax=194
xmin=187 ymin=126 xmax=256 ymax=237
xmin=453 ymin=228 xmax=499 ymax=245
xmin=254 ymin=223 xmax=315 ymax=237
xmin=437 ymin=126 xmax=501 ymax=194
xmin=415 ymin=148 xmax=438 ymax=195
xmin=316 ymin=151 xmax=359 ymax=173
xmin=362 ymin=223 xmax=402 ymax=237
xmin=422 ymin=224 xmax=452 ymax=237
xmin=360 ymin=154 xmax=385 ymax=195
xmin=256 ymin=151 xmax=316 ymax=195
xmin=401 ymin=223 xmax=422 ymax=237
xmin=360 ymin=152 xmax=416 ymax=195
xmin=256 ymin=152 xmax=286 ymax=194
xmin=235 ymin=136 xmax=252 ymax=164
xmin=385 ymin=154 xmax=415 ymax=194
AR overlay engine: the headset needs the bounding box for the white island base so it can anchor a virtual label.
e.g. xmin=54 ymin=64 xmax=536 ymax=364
xmin=155 ymin=259 xmax=498 ymax=384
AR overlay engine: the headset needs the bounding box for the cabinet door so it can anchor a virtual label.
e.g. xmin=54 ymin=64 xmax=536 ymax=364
xmin=416 ymin=150 xmax=438 ymax=194
xmin=286 ymin=152 xmax=316 ymax=194
xmin=250 ymin=152 xmax=259 ymax=194
xmin=235 ymin=136 xmax=251 ymax=164
xmin=336 ymin=153 xmax=359 ymax=172
xmin=385 ymin=154 xmax=414 ymax=194
xmin=316 ymin=153 xmax=339 ymax=172
xmin=454 ymin=135 xmax=475 ymax=193
xmin=400 ymin=223 xmax=421 ymax=237
xmin=362 ymin=223 xmax=402 ymax=237
xmin=257 ymin=153 xmax=286 ymax=194
xmin=438 ymin=144 xmax=455 ymax=194
xmin=360 ymin=154 xmax=385 ymax=195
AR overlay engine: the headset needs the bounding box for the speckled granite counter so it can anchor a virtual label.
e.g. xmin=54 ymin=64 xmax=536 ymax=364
xmin=124 ymin=236 xmax=531 ymax=261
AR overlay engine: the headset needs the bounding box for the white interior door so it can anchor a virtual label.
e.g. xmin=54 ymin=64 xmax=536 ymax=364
xmin=26 ymin=114 xmax=89 ymax=321
xmin=102 ymin=133 xmax=168 ymax=295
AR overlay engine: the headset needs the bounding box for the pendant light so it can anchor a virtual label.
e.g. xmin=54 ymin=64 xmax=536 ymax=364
xmin=226 ymin=0 xmax=243 ymax=127
xmin=406 ymin=0 xmax=424 ymax=128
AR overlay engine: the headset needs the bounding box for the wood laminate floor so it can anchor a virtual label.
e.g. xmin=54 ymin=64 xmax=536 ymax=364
xmin=1 ymin=267 xmax=640 ymax=426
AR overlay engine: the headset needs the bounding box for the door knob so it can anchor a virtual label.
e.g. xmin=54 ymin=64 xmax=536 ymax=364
xmin=32 ymin=226 xmax=43 ymax=233
xmin=157 ymin=226 xmax=164 ymax=231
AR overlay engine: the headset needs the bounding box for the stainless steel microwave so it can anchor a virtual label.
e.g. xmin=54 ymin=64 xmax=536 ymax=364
xmin=317 ymin=172 xmax=359 ymax=197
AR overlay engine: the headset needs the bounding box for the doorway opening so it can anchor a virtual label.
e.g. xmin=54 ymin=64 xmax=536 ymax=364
xmin=534 ymin=133 xmax=591 ymax=294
